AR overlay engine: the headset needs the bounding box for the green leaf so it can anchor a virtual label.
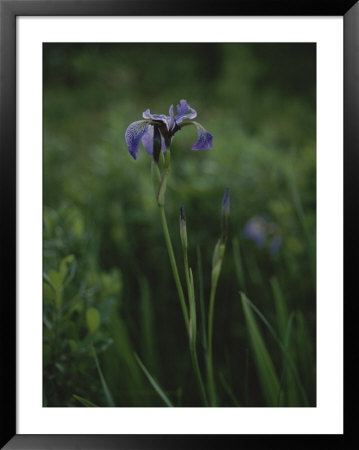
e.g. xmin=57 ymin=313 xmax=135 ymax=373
xmin=241 ymin=292 xmax=280 ymax=406
xmin=240 ymin=293 xmax=308 ymax=406
xmin=73 ymin=394 xmax=98 ymax=407
xmin=48 ymin=270 xmax=62 ymax=291
xmin=140 ymin=277 xmax=157 ymax=370
xmin=43 ymin=272 xmax=56 ymax=291
xmin=86 ymin=307 xmax=100 ymax=334
xmin=134 ymin=353 xmax=173 ymax=407
xmin=188 ymin=268 xmax=197 ymax=347
xmin=270 ymin=277 xmax=288 ymax=341
xmin=59 ymin=254 xmax=75 ymax=281
xmin=68 ymin=339 xmax=77 ymax=352
xmin=73 ymin=217 xmax=84 ymax=238
xmin=43 ymin=282 xmax=55 ymax=305
xmin=218 ymin=372 xmax=241 ymax=407
xmin=196 ymin=246 xmax=207 ymax=352
xmin=92 ymin=346 xmax=115 ymax=407
xmin=233 ymin=237 xmax=247 ymax=291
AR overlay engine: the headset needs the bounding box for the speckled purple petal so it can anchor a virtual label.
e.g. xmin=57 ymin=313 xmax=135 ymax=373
xmin=125 ymin=120 xmax=150 ymax=160
xmin=191 ymin=122 xmax=213 ymax=150
xmin=142 ymin=109 xmax=171 ymax=129
xmin=175 ymin=99 xmax=197 ymax=124
xmin=141 ymin=125 xmax=167 ymax=155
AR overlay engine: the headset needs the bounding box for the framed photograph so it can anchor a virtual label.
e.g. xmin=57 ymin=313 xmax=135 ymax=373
xmin=1 ymin=0 xmax=355 ymax=448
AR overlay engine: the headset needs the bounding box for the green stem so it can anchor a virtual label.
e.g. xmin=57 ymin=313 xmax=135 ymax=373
xmin=183 ymin=243 xmax=208 ymax=406
xmin=190 ymin=344 xmax=209 ymax=406
xmin=207 ymin=238 xmax=226 ymax=406
xmin=158 ymin=205 xmax=189 ymax=332
xmin=183 ymin=247 xmax=192 ymax=302
xmin=207 ymin=278 xmax=219 ymax=406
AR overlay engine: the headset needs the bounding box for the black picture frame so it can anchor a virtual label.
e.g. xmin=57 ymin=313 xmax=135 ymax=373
xmin=1 ymin=0 xmax=356 ymax=448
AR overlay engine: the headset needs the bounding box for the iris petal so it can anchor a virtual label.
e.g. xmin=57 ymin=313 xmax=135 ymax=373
xmin=168 ymin=104 xmax=175 ymax=129
xmin=141 ymin=125 xmax=167 ymax=155
xmin=125 ymin=120 xmax=150 ymax=160
xmin=142 ymin=109 xmax=171 ymax=129
xmin=191 ymin=122 xmax=213 ymax=150
xmin=175 ymin=99 xmax=197 ymax=124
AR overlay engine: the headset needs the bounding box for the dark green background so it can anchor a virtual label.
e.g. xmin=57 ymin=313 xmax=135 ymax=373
xmin=43 ymin=43 xmax=316 ymax=407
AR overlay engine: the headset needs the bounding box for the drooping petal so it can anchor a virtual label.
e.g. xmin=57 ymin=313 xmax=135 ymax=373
xmin=175 ymin=99 xmax=197 ymax=124
xmin=141 ymin=125 xmax=167 ymax=156
xmin=191 ymin=122 xmax=213 ymax=150
xmin=142 ymin=109 xmax=171 ymax=129
xmin=168 ymin=104 xmax=175 ymax=129
xmin=169 ymin=104 xmax=174 ymax=121
xmin=125 ymin=120 xmax=150 ymax=160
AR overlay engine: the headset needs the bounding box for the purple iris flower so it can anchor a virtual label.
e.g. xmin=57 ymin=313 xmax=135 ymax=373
xmin=243 ymin=216 xmax=282 ymax=254
xmin=243 ymin=216 xmax=268 ymax=247
xmin=125 ymin=99 xmax=213 ymax=160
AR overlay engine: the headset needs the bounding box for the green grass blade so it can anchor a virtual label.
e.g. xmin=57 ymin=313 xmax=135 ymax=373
xmin=134 ymin=353 xmax=174 ymax=407
xmin=92 ymin=345 xmax=115 ymax=407
xmin=282 ymin=313 xmax=301 ymax=406
xmin=287 ymin=167 xmax=316 ymax=278
xmin=43 ymin=272 xmax=56 ymax=291
xmin=241 ymin=292 xmax=280 ymax=406
xmin=188 ymin=268 xmax=209 ymax=406
xmin=270 ymin=277 xmax=288 ymax=341
xmin=294 ymin=311 xmax=316 ymax=404
xmin=196 ymin=245 xmax=207 ymax=352
xmin=277 ymin=312 xmax=295 ymax=406
xmin=241 ymin=294 xmax=309 ymax=406
xmin=73 ymin=394 xmax=98 ymax=407
xmin=233 ymin=238 xmax=246 ymax=291
xmin=140 ymin=277 xmax=157 ymax=370
xmin=218 ymin=372 xmax=241 ymax=406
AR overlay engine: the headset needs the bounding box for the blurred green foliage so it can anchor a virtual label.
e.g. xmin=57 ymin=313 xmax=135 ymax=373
xmin=43 ymin=43 xmax=316 ymax=407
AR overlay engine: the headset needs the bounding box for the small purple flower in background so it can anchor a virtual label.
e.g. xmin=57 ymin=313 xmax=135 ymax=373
xmin=125 ymin=99 xmax=213 ymax=160
xmin=243 ymin=216 xmax=282 ymax=254
xmin=243 ymin=216 xmax=267 ymax=247
xmin=269 ymin=234 xmax=282 ymax=254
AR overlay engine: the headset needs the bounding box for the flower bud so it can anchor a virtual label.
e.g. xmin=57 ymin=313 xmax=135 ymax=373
xmin=211 ymin=240 xmax=226 ymax=281
xmin=221 ymin=188 xmax=230 ymax=242
xmin=179 ymin=204 xmax=188 ymax=249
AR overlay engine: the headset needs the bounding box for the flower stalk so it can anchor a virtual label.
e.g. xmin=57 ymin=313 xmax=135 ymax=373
xmin=207 ymin=188 xmax=230 ymax=406
xmin=125 ymin=100 xmax=215 ymax=406
xmin=180 ymin=207 xmax=208 ymax=406
xmin=158 ymin=201 xmax=189 ymax=331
